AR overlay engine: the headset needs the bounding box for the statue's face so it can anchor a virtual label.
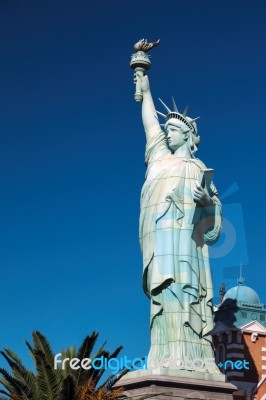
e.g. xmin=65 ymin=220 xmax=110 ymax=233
xmin=166 ymin=119 xmax=188 ymax=151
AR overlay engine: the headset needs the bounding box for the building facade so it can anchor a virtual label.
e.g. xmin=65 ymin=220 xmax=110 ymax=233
xmin=213 ymin=280 xmax=266 ymax=399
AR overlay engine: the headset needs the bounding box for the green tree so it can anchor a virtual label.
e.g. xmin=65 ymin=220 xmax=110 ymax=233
xmin=0 ymin=331 xmax=127 ymax=400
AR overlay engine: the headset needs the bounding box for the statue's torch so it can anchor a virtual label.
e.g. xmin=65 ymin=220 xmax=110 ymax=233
xmin=130 ymin=38 xmax=160 ymax=102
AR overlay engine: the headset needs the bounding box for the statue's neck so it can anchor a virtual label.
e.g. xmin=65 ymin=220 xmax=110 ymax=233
xmin=174 ymin=144 xmax=191 ymax=158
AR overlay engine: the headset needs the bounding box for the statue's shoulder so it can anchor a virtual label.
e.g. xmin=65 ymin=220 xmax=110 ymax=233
xmin=187 ymin=157 xmax=206 ymax=170
xmin=145 ymin=130 xmax=170 ymax=165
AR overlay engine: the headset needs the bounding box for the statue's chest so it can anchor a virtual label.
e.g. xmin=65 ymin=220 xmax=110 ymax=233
xmin=146 ymin=157 xmax=186 ymax=182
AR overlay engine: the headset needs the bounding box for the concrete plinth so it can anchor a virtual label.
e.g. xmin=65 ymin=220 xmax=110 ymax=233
xmin=115 ymin=370 xmax=237 ymax=399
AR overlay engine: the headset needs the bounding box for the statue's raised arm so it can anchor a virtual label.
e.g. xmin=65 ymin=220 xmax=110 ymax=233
xmin=130 ymin=39 xmax=161 ymax=142
xmin=134 ymin=72 xmax=160 ymax=142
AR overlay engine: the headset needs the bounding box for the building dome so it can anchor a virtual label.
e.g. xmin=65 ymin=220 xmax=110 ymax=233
xmin=223 ymin=285 xmax=260 ymax=304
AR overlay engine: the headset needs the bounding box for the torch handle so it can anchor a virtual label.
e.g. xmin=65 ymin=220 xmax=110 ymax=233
xmin=134 ymin=67 xmax=145 ymax=103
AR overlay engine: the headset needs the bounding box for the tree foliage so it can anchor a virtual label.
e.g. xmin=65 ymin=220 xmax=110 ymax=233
xmin=0 ymin=331 xmax=126 ymax=400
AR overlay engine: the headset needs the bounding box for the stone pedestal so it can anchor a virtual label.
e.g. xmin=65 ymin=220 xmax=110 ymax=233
xmin=115 ymin=370 xmax=237 ymax=399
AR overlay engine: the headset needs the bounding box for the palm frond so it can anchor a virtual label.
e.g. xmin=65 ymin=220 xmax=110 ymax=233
xmin=59 ymin=347 xmax=76 ymax=378
xmin=3 ymin=349 xmax=24 ymax=368
xmin=99 ymin=368 xmax=129 ymax=391
xmin=107 ymin=346 xmax=123 ymax=361
xmin=0 ymin=388 xmax=12 ymax=398
xmin=76 ymin=332 xmax=99 ymax=361
xmin=13 ymin=368 xmax=39 ymax=399
xmin=32 ymin=331 xmax=55 ymax=368
xmin=0 ymin=377 xmax=15 ymax=396
xmin=74 ymin=332 xmax=102 ymax=386
xmin=56 ymin=375 xmax=76 ymax=400
xmin=94 ymin=345 xmax=124 ymax=388
xmin=90 ymin=340 xmax=107 ymax=361
xmin=0 ymin=352 xmax=18 ymax=371
xmin=25 ymin=341 xmax=35 ymax=364
xmin=87 ymin=350 xmax=110 ymax=385
xmin=0 ymin=368 xmax=23 ymax=395
xmin=33 ymin=349 xmax=61 ymax=400
xmin=1 ymin=348 xmax=39 ymax=399
xmin=0 ymin=368 xmax=33 ymax=400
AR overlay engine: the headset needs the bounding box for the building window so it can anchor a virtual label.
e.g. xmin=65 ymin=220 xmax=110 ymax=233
xmin=237 ymin=331 xmax=242 ymax=344
xmin=260 ymin=314 xmax=265 ymax=322
xmin=241 ymin=311 xmax=247 ymax=318
xmin=216 ymin=344 xmax=225 ymax=372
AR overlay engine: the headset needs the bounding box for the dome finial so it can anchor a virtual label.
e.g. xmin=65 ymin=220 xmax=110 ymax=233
xmin=237 ymin=263 xmax=245 ymax=285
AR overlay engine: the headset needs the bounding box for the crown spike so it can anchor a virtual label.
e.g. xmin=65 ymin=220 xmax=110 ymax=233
xmin=172 ymin=96 xmax=179 ymax=113
xmin=156 ymin=110 xmax=167 ymax=118
xmin=182 ymin=105 xmax=189 ymax=117
xmin=189 ymin=117 xmax=200 ymax=123
xmin=158 ymin=98 xmax=171 ymax=114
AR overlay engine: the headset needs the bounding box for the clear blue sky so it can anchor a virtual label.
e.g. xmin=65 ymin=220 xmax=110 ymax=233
xmin=0 ymin=0 xmax=266 ymax=369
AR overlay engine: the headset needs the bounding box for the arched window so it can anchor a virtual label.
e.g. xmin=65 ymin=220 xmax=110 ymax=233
xmin=215 ymin=344 xmax=225 ymax=372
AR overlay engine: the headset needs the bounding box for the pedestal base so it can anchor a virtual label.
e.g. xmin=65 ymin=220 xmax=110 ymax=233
xmin=115 ymin=370 xmax=237 ymax=399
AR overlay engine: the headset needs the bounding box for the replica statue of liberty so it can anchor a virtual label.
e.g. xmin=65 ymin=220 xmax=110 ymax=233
xmin=131 ymin=40 xmax=222 ymax=372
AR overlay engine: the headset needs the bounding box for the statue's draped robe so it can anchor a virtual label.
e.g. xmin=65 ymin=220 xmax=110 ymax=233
xmin=139 ymin=131 xmax=222 ymax=369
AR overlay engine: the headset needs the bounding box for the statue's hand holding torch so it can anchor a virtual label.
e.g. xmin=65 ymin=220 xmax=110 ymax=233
xmin=130 ymin=38 xmax=159 ymax=102
xmin=133 ymin=70 xmax=150 ymax=95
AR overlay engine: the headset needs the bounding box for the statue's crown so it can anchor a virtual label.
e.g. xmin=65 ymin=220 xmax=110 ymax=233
xmin=156 ymin=97 xmax=200 ymax=135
